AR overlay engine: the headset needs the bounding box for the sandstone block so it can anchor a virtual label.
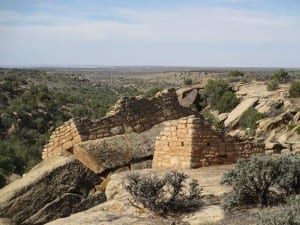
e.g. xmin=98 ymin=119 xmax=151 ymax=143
xmin=110 ymin=126 xmax=124 ymax=136
xmin=62 ymin=141 xmax=73 ymax=150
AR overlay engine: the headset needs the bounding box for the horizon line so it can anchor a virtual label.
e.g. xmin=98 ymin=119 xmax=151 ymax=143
xmin=1 ymin=65 xmax=300 ymax=70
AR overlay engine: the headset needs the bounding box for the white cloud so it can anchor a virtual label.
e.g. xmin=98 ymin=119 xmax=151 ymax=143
xmin=2 ymin=6 xmax=299 ymax=43
xmin=0 ymin=6 xmax=299 ymax=66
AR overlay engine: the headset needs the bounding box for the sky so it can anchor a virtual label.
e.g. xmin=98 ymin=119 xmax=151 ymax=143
xmin=0 ymin=0 xmax=300 ymax=67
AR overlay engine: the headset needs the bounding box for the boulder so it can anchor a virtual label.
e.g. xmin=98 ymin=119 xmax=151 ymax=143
xmin=264 ymin=142 xmax=284 ymax=152
xmin=0 ymin=156 xmax=105 ymax=225
xmin=72 ymin=123 xmax=165 ymax=174
xmin=46 ymin=165 xmax=233 ymax=225
xmin=224 ymin=97 xmax=259 ymax=128
xmin=256 ymin=112 xmax=294 ymax=137
xmin=255 ymin=99 xmax=284 ymax=116
xmin=176 ymin=84 xmax=204 ymax=107
xmin=179 ymin=89 xmax=199 ymax=107
xmin=218 ymin=113 xmax=229 ymax=122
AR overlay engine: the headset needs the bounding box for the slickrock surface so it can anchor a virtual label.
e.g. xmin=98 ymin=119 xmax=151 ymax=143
xmin=46 ymin=165 xmax=233 ymax=225
xmin=0 ymin=156 xmax=105 ymax=225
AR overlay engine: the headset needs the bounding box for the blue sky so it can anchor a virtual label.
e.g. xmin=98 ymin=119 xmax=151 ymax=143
xmin=0 ymin=0 xmax=300 ymax=67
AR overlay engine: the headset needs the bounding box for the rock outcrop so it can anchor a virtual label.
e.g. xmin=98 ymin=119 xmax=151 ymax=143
xmin=0 ymin=156 xmax=105 ymax=225
xmin=224 ymin=97 xmax=259 ymax=128
xmin=46 ymin=165 xmax=233 ymax=225
xmin=227 ymin=82 xmax=300 ymax=155
xmin=176 ymin=84 xmax=204 ymax=108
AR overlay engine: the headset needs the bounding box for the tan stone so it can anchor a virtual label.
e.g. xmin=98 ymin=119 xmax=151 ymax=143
xmin=153 ymin=116 xmax=264 ymax=169
xmin=62 ymin=141 xmax=73 ymax=150
xmin=177 ymin=124 xmax=186 ymax=129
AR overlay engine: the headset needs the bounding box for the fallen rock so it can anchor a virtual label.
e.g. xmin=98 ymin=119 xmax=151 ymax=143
xmin=176 ymin=84 xmax=204 ymax=108
xmin=72 ymin=123 xmax=165 ymax=174
xmin=224 ymin=97 xmax=259 ymax=128
xmin=0 ymin=156 xmax=104 ymax=225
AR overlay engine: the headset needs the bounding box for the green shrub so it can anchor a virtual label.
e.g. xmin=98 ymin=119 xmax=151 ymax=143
xmin=239 ymin=107 xmax=266 ymax=136
xmin=272 ymin=69 xmax=289 ymax=83
xmin=221 ymin=156 xmax=281 ymax=209
xmin=124 ymin=171 xmax=203 ymax=216
xmin=202 ymin=110 xmax=224 ymax=131
xmin=183 ymin=78 xmax=193 ymax=85
xmin=216 ymin=91 xmax=239 ymax=113
xmin=256 ymin=195 xmax=300 ymax=225
xmin=267 ymin=79 xmax=279 ymax=91
xmin=221 ymin=155 xmax=300 ymax=210
xmin=276 ymin=155 xmax=300 ymax=195
xmin=143 ymin=87 xmax=162 ymax=98
xmin=202 ymin=79 xmax=230 ymax=107
xmin=289 ymin=81 xmax=300 ymax=98
xmin=228 ymin=70 xmax=244 ymax=77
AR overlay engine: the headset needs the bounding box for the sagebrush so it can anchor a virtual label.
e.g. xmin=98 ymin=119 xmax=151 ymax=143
xmin=256 ymin=195 xmax=300 ymax=225
xmin=124 ymin=171 xmax=203 ymax=216
xmin=221 ymin=155 xmax=300 ymax=210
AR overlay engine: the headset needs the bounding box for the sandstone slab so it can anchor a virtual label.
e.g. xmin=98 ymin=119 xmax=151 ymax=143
xmin=0 ymin=156 xmax=104 ymax=225
xmin=72 ymin=123 xmax=165 ymax=174
xmin=224 ymin=97 xmax=259 ymax=128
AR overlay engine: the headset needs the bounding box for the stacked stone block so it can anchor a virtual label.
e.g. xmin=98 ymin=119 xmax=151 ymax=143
xmin=42 ymin=118 xmax=89 ymax=159
xmin=152 ymin=115 xmax=265 ymax=169
xmin=42 ymin=89 xmax=194 ymax=159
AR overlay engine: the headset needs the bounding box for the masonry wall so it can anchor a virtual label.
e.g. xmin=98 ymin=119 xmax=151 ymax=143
xmin=152 ymin=116 xmax=264 ymax=169
xmin=42 ymin=89 xmax=193 ymax=159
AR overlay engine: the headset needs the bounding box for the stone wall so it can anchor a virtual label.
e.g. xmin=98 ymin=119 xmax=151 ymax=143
xmin=42 ymin=89 xmax=193 ymax=159
xmin=42 ymin=119 xmax=88 ymax=159
xmin=152 ymin=116 xmax=264 ymax=169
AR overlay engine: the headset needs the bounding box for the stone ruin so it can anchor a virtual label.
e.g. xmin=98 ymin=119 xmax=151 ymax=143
xmin=42 ymin=89 xmax=193 ymax=159
xmin=152 ymin=115 xmax=265 ymax=169
xmin=43 ymin=87 xmax=265 ymax=170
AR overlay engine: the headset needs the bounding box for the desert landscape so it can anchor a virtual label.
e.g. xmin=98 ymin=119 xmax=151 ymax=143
xmin=0 ymin=67 xmax=299 ymax=225
xmin=1 ymin=0 xmax=300 ymax=224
